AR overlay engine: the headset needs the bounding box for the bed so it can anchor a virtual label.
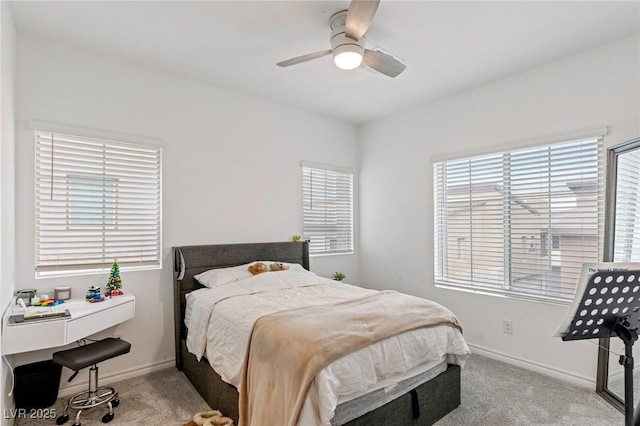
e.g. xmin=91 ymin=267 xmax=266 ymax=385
xmin=173 ymin=242 xmax=469 ymax=426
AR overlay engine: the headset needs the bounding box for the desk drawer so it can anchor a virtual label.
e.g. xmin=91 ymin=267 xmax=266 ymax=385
xmin=2 ymin=320 xmax=66 ymax=355
xmin=66 ymin=300 xmax=135 ymax=343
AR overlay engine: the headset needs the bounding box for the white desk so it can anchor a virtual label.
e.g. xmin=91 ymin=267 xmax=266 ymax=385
xmin=2 ymin=294 xmax=135 ymax=355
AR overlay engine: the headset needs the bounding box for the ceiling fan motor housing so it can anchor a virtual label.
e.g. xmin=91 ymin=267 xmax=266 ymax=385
xmin=330 ymin=10 xmax=365 ymax=60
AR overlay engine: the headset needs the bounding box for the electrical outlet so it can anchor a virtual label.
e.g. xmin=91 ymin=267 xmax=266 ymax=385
xmin=502 ymin=319 xmax=513 ymax=334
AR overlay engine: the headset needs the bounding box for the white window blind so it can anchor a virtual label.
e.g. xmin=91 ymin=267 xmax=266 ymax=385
xmin=35 ymin=130 xmax=162 ymax=277
xmin=302 ymin=164 xmax=354 ymax=255
xmin=614 ymin=147 xmax=640 ymax=262
xmin=434 ymin=137 xmax=604 ymax=302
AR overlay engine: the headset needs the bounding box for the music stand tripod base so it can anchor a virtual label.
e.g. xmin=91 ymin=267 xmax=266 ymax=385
xmin=562 ymin=270 xmax=640 ymax=426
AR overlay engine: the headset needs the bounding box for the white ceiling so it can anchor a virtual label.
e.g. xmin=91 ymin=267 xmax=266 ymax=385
xmin=9 ymin=1 xmax=640 ymax=124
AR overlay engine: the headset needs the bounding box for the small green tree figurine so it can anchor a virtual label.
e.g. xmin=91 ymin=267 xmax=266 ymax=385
xmin=106 ymin=259 xmax=124 ymax=296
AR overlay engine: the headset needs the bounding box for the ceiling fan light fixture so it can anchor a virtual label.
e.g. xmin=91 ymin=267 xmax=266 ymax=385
xmin=333 ymin=45 xmax=363 ymax=70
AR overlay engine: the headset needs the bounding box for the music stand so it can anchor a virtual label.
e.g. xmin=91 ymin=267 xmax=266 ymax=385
xmin=561 ymin=269 xmax=640 ymax=426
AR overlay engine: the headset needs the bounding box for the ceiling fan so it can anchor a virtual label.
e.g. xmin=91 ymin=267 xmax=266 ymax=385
xmin=276 ymin=0 xmax=406 ymax=78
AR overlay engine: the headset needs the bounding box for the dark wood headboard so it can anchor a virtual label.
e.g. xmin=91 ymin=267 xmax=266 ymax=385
xmin=172 ymin=241 xmax=309 ymax=369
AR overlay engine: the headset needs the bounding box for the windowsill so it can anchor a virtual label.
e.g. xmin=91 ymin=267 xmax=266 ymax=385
xmin=434 ymin=281 xmax=571 ymax=308
xmin=310 ymin=251 xmax=355 ymax=258
xmin=36 ymin=264 xmax=162 ymax=280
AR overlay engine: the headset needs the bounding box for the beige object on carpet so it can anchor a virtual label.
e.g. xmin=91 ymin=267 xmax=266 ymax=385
xmin=192 ymin=410 xmax=233 ymax=426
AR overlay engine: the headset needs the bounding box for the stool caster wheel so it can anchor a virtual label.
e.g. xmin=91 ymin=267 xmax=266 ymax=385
xmin=111 ymin=399 xmax=119 ymax=408
xmin=102 ymin=412 xmax=114 ymax=423
xmin=56 ymin=414 xmax=69 ymax=425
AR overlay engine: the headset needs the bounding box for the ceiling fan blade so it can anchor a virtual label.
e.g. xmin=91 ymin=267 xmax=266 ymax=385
xmin=276 ymin=50 xmax=332 ymax=67
xmin=362 ymin=49 xmax=406 ymax=78
xmin=345 ymin=0 xmax=380 ymax=41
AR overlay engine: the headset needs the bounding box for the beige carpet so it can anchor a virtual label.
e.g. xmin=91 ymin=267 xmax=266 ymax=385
xmin=437 ymin=355 xmax=620 ymax=426
xmin=13 ymin=354 xmax=622 ymax=425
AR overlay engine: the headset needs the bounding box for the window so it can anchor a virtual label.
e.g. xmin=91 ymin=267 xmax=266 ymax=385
xmin=35 ymin=130 xmax=161 ymax=277
xmin=434 ymin=137 xmax=604 ymax=302
xmin=302 ymin=163 xmax=353 ymax=255
xmin=614 ymin=147 xmax=640 ymax=262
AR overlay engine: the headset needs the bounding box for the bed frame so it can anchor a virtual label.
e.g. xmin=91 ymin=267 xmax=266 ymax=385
xmin=173 ymin=242 xmax=461 ymax=425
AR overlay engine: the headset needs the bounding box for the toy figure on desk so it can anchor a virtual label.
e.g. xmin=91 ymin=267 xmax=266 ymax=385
xmin=86 ymin=286 xmax=104 ymax=302
xmin=106 ymin=259 xmax=124 ymax=296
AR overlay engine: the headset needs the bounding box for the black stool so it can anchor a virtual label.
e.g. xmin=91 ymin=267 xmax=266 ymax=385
xmin=53 ymin=338 xmax=131 ymax=425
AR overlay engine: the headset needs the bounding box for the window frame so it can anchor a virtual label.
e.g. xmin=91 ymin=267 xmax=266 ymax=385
xmin=33 ymin=122 xmax=163 ymax=278
xmin=433 ymin=129 xmax=606 ymax=304
xmin=301 ymin=162 xmax=354 ymax=257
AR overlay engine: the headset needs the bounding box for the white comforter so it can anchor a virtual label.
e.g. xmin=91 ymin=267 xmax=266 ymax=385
xmin=185 ymin=269 xmax=470 ymax=426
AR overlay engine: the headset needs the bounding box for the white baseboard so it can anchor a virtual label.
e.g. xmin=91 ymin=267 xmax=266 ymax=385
xmin=468 ymin=343 xmax=595 ymax=389
xmin=58 ymin=358 xmax=175 ymax=397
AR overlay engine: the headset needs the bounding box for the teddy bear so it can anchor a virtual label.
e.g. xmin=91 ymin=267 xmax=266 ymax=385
xmin=269 ymin=262 xmax=289 ymax=271
xmin=248 ymin=262 xmax=268 ymax=275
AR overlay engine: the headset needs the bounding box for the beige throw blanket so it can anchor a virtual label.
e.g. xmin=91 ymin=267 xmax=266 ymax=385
xmin=238 ymin=290 xmax=462 ymax=426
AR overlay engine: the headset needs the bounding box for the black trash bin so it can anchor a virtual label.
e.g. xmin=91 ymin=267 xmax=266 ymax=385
xmin=14 ymin=359 xmax=62 ymax=409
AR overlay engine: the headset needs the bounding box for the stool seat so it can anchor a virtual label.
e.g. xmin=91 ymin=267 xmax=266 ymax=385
xmin=54 ymin=338 xmax=130 ymax=371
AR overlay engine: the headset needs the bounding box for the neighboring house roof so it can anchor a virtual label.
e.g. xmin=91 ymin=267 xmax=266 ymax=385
xmin=446 ymin=183 xmax=540 ymax=216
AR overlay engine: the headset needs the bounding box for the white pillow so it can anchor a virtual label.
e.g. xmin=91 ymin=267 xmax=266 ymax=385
xmin=194 ymin=263 xmax=253 ymax=288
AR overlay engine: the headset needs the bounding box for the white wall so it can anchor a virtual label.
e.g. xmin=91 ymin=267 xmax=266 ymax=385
xmin=1 ymin=1 xmax=16 ymax=423
xmin=13 ymin=35 xmax=359 ymax=392
xmin=358 ymin=36 xmax=640 ymax=385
